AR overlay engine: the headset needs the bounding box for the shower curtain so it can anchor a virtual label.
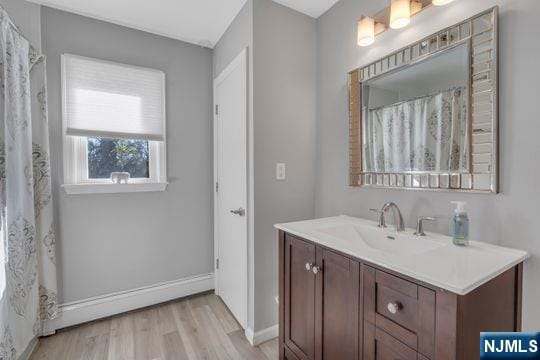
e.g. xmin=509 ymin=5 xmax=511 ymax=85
xmin=364 ymin=87 xmax=469 ymax=173
xmin=0 ymin=9 xmax=57 ymax=359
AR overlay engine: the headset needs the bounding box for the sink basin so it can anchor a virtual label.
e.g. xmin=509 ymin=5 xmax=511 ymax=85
xmin=316 ymin=223 xmax=444 ymax=256
xmin=276 ymin=215 xmax=529 ymax=295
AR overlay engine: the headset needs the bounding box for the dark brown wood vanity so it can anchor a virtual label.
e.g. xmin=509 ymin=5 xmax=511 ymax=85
xmin=278 ymin=230 xmax=524 ymax=360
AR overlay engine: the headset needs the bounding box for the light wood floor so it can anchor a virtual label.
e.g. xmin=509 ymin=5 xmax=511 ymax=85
xmin=30 ymin=292 xmax=278 ymax=360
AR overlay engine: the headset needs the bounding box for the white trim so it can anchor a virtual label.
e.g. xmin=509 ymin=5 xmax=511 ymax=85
xmin=244 ymin=325 xmax=279 ymax=346
xmin=20 ymin=337 xmax=38 ymax=360
xmin=62 ymin=182 xmax=168 ymax=195
xmin=214 ymin=48 xmax=248 ymax=85
xmin=247 ymin=44 xmax=255 ymax=338
xmin=43 ymin=273 xmax=214 ymax=334
xmin=213 ymin=48 xmax=249 ymax=329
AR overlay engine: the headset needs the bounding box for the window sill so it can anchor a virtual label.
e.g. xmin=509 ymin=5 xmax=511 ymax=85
xmin=62 ymin=182 xmax=168 ymax=195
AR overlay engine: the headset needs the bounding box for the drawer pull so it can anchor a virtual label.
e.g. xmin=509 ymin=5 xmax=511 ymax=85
xmin=305 ymin=262 xmax=314 ymax=271
xmin=387 ymin=301 xmax=402 ymax=314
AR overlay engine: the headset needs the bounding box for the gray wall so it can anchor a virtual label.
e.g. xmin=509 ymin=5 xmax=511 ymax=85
xmin=1 ymin=0 xmax=41 ymax=49
xmin=42 ymin=7 xmax=214 ymax=303
xmin=253 ymin=0 xmax=316 ymax=331
xmin=316 ymin=0 xmax=540 ymax=329
xmin=213 ymin=0 xmax=253 ymax=77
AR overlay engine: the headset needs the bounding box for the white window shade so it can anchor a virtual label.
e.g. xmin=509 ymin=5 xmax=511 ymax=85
xmin=63 ymin=54 xmax=165 ymax=141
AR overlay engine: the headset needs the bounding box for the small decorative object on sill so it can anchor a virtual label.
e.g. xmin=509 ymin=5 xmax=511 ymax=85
xmin=109 ymin=139 xmax=137 ymax=184
xmin=111 ymin=172 xmax=130 ymax=184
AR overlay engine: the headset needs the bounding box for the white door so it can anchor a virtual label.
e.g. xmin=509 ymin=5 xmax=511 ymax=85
xmin=214 ymin=49 xmax=247 ymax=328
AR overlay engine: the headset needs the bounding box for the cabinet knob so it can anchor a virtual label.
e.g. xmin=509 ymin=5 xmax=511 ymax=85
xmin=312 ymin=266 xmax=323 ymax=275
xmin=305 ymin=262 xmax=314 ymax=271
xmin=387 ymin=301 xmax=402 ymax=314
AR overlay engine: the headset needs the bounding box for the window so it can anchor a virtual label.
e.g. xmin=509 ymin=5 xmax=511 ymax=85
xmin=87 ymin=137 xmax=149 ymax=179
xmin=61 ymin=54 xmax=167 ymax=194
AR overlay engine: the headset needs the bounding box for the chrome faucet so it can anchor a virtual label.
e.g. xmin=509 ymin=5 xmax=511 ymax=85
xmin=414 ymin=216 xmax=436 ymax=236
xmin=370 ymin=202 xmax=405 ymax=232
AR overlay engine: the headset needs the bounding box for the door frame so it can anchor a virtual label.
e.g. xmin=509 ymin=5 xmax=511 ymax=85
xmin=213 ymin=48 xmax=249 ymax=329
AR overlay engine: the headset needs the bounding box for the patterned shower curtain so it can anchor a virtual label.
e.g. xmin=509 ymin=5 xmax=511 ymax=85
xmin=363 ymin=87 xmax=469 ymax=173
xmin=0 ymin=9 xmax=57 ymax=359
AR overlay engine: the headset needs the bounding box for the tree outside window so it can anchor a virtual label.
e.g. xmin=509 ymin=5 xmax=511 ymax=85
xmin=87 ymin=137 xmax=149 ymax=179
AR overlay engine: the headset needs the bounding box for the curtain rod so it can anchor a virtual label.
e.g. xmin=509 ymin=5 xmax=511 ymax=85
xmin=366 ymin=85 xmax=467 ymax=113
xmin=0 ymin=4 xmax=41 ymax=57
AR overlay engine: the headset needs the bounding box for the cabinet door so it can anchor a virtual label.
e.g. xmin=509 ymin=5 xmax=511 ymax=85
xmin=284 ymin=234 xmax=317 ymax=360
xmin=315 ymin=248 xmax=360 ymax=360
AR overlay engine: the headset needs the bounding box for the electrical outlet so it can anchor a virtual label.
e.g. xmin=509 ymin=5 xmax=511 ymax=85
xmin=276 ymin=163 xmax=286 ymax=180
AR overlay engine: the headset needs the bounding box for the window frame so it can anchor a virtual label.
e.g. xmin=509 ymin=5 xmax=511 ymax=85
xmin=61 ymin=54 xmax=167 ymax=194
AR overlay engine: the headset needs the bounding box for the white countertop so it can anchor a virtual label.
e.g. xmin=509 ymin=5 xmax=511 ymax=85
xmin=275 ymin=215 xmax=529 ymax=295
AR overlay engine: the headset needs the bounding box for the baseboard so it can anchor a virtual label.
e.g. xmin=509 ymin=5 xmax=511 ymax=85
xmin=20 ymin=337 xmax=38 ymax=360
xmin=245 ymin=324 xmax=278 ymax=346
xmin=43 ymin=273 xmax=214 ymax=334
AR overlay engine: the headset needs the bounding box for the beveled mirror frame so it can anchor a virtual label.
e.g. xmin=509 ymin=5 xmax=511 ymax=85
xmin=349 ymin=7 xmax=498 ymax=193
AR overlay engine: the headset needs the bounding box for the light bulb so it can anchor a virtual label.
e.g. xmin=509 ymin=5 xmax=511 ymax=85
xmin=357 ymin=17 xmax=375 ymax=47
xmin=433 ymin=0 xmax=455 ymax=5
xmin=390 ymin=0 xmax=411 ymax=29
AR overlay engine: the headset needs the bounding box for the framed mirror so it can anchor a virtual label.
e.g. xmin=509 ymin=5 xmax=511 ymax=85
xmin=349 ymin=7 xmax=498 ymax=193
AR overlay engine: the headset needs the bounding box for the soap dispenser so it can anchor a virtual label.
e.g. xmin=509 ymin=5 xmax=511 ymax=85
xmin=451 ymin=201 xmax=469 ymax=246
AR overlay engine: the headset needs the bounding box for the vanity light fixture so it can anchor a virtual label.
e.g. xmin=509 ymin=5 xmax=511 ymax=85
xmin=357 ymin=16 xmax=375 ymax=47
xmin=357 ymin=16 xmax=386 ymax=47
xmin=432 ymin=0 xmax=455 ymax=5
xmin=356 ymin=0 xmax=458 ymax=47
xmin=390 ymin=0 xmax=411 ymax=29
xmin=410 ymin=1 xmax=423 ymax=15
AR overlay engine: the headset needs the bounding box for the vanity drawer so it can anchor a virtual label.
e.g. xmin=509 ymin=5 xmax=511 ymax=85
xmin=364 ymin=321 xmax=429 ymax=360
xmin=363 ymin=265 xmax=435 ymax=359
xmin=376 ymin=281 xmax=418 ymax=331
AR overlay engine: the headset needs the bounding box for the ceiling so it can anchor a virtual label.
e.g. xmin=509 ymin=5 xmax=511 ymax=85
xmin=272 ymin=0 xmax=340 ymax=18
xmin=26 ymin=0 xmax=341 ymax=48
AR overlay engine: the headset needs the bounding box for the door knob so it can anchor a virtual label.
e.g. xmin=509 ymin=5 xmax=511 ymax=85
xmin=305 ymin=262 xmax=314 ymax=271
xmin=387 ymin=301 xmax=402 ymax=314
xmin=312 ymin=266 xmax=323 ymax=275
xmin=230 ymin=208 xmax=245 ymax=216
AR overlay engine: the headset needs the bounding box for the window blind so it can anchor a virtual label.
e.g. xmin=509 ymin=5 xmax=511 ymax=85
xmin=63 ymin=54 xmax=165 ymax=141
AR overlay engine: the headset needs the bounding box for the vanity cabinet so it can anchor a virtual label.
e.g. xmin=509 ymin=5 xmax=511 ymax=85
xmin=282 ymin=233 xmax=360 ymax=360
xmin=316 ymin=247 xmax=360 ymax=360
xmin=278 ymin=230 xmax=523 ymax=360
xmin=283 ymin=234 xmax=317 ymax=359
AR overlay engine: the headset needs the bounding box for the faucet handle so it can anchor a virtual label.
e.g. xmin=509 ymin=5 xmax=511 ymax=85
xmin=414 ymin=217 xmax=436 ymax=236
xmin=369 ymin=208 xmax=386 ymax=228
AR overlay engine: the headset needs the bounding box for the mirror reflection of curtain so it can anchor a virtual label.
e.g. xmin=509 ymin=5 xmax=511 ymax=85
xmin=364 ymin=87 xmax=468 ymax=173
xmin=0 ymin=8 xmax=58 ymax=359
